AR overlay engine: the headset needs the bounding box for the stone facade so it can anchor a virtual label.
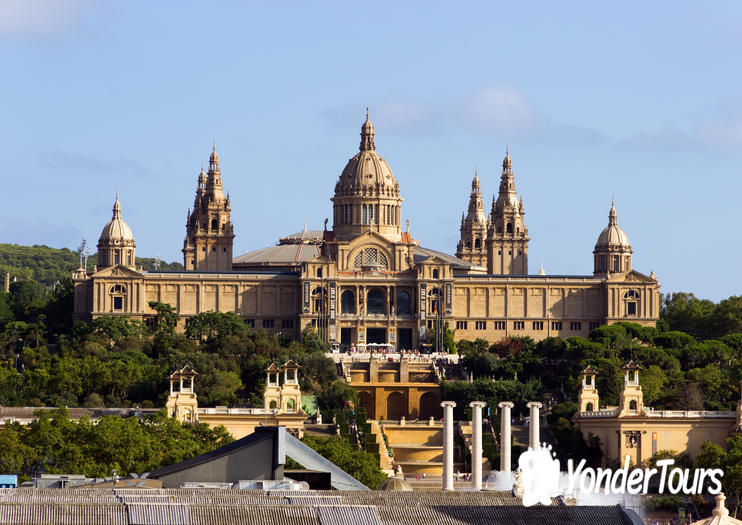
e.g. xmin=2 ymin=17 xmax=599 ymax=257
xmin=73 ymin=113 xmax=660 ymax=347
xmin=575 ymin=368 xmax=742 ymax=466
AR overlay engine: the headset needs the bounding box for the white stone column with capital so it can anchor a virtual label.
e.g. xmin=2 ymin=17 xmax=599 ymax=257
xmin=527 ymin=401 xmax=543 ymax=450
xmin=441 ymin=401 xmax=457 ymax=491
xmin=498 ymin=401 xmax=514 ymax=473
xmin=469 ymin=401 xmax=486 ymax=491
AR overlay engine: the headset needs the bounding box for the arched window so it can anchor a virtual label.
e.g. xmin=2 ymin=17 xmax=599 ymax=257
xmin=624 ymin=290 xmax=639 ymax=316
xmin=428 ymin=287 xmax=441 ymax=315
xmin=628 ymin=400 xmax=637 ymax=413
xmin=269 ymin=400 xmax=277 ymax=409
xmin=396 ymin=290 xmax=411 ymax=315
xmin=109 ymin=284 xmax=127 ymax=311
xmin=211 ymin=218 xmax=217 ymax=230
xmin=367 ymin=288 xmax=385 ymax=314
xmin=286 ymin=398 xmax=296 ymax=412
xmin=506 ymin=223 xmax=513 ymax=234
xmin=353 ymin=248 xmax=389 ymax=270
xmin=341 ymin=290 xmax=355 ymax=314
xmin=586 ymin=402 xmax=594 ymax=412
xmin=474 ymin=237 xmax=481 ymax=249
xmin=432 ymin=269 xmax=439 ymax=279
xmin=465 ymin=241 xmax=471 ymax=249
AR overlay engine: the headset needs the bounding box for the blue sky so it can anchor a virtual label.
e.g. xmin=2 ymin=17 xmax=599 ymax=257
xmin=1 ymin=1 xmax=740 ymax=301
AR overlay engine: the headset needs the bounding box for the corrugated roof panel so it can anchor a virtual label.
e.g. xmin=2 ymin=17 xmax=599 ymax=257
xmin=189 ymin=504 xmax=320 ymax=525
xmin=0 ymin=503 xmax=128 ymax=525
xmin=126 ymin=503 xmax=190 ymax=525
xmin=316 ymin=505 xmax=382 ymax=525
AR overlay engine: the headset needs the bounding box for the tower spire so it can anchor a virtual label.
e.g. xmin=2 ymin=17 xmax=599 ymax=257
xmin=360 ymin=108 xmax=375 ymax=151
xmin=113 ymin=191 xmax=122 ymax=219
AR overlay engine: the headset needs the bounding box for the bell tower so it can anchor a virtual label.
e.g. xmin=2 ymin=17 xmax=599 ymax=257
xmin=456 ymin=168 xmax=488 ymax=267
xmin=618 ymin=361 xmax=644 ymax=417
xmin=183 ymin=144 xmax=235 ymax=271
xmin=486 ymin=149 xmax=529 ymax=274
xmin=577 ymin=365 xmax=600 ymax=413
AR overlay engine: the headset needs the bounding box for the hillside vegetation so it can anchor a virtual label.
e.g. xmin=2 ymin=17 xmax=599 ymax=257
xmin=0 ymin=244 xmax=183 ymax=285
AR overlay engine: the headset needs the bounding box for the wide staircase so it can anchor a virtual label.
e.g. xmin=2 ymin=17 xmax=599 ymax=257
xmin=381 ymin=421 xmax=464 ymax=478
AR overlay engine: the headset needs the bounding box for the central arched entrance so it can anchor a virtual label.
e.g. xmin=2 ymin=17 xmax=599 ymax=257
xmin=386 ymin=391 xmax=407 ymax=420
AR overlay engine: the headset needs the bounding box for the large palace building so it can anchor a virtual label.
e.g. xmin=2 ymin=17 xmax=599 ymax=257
xmin=73 ymin=113 xmax=660 ymax=348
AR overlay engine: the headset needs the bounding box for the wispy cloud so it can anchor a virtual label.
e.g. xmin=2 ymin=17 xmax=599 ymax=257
xmin=39 ymin=150 xmax=155 ymax=179
xmin=0 ymin=0 xmax=91 ymax=37
xmin=457 ymin=86 xmax=538 ymax=134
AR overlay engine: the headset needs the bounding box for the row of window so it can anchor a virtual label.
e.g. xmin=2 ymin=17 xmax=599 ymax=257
xmin=337 ymin=203 xmax=401 ymax=226
xmin=455 ymin=320 xmax=604 ymax=331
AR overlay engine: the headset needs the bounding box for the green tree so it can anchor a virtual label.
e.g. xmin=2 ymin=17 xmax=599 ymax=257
xmin=298 ymin=434 xmax=387 ymax=489
xmin=148 ymin=301 xmax=179 ymax=337
xmin=695 ymin=435 xmax=742 ymax=518
xmin=184 ymin=311 xmax=247 ymax=343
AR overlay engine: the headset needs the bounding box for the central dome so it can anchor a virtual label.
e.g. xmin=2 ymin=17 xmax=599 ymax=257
xmin=330 ymin=111 xmax=404 ymax=243
xmin=595 ymin=202 xmax=630 ymax=249
xmin=334 ymin=111 xmax=399 ymax=198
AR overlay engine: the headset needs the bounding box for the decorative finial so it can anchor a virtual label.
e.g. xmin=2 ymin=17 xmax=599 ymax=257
xmin=712 ymin=493 xmax=729 ymax=518
xmin=213 ymin=140 xmax=216 ymax=153
xmin=323 ymin=218 xmax=328 ymax=232
xmin=201 ymin=161 xmax=204 ymax=172
xmin=406 ymin=219 xmax=410 ymax=233
xmin=366 ymin=106 xmax=369 ymax=120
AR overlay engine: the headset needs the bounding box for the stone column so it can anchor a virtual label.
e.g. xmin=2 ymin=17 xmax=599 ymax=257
xmin=469 ymin=401 xmax=486 ymax=491
xmin=527 ymin=401 xmax=543 ymax=450
xmin=441 ymin=401 xmax=457 ymax=490
xmin=498 ymin=401 xmax=514 ymax=473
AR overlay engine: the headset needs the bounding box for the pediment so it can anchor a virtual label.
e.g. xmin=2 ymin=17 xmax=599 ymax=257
xmin=93 ymin=265 xmax=142 ymax=278
xmin=418 ymin=255 xmax=449 ymax=266
xmin=623 ymin=270 xmax=656 ymax=283
xmin=345 ymin=230 xmax=398 ymax=251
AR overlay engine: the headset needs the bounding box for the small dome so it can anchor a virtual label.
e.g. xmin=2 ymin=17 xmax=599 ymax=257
xmin=595 ymin=202 xmax=630 ymax=249
xmin=378 ymin=477 xmax=412 ymax=491
xmin=210 ymin=142 xmax=219 ymax=164
xmin=99 ymin=194 xmax=135 ymax=244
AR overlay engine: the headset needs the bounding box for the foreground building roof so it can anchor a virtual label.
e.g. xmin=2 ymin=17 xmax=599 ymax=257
xmin=0 ymin=488 xmax=635 ymax=525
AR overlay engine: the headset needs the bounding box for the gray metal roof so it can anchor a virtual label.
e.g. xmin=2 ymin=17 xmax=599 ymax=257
xmin=413 ymin=246 xmax=476 ymax=270
xmin=0 ymin=489 xmax=634 ymax=525
xmin=233 ymin=243 xmax=321 ymax=266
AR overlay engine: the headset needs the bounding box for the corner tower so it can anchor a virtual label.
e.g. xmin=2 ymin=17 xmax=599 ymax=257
xmin=331 ymin=110 xmax=403 ymax=243
xmin=593 ymin=199 xmax=632 ymax=276
xmin=183 ymin=145 xmax=235 ymax=271
xmin=456 ymin=169 xmax=488 ymax=267
xmin=97 ymin=193 xmax=136 ymax=269
xmin=486 ymin=149 xmax=529 ymax=274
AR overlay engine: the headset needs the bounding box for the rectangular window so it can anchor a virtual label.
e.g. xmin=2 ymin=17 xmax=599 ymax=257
xmin=113 ymin=297 xmax=123 ymax=310
xmin=281 ymin=319 xmax=294 ymax=329
xmin=551 ymin=321 xmax=563 ymax=330
xmin=362 ymin=205 xmax=367 ymax=224
xmin=428 ymin=320 xmax=433 ymax=329
xmin=223 ymin=247 xmax=227 ymax=252
xmin=262 ymin=319 xmax=274 ymax=329
xmin=456 ymin=321 xmax=468 ymax=330
xmin=627 ymin=302 xmax=637 ymax=315
xmin=589 ymin=321 xmax=601 ymax=331
xmin=513 ymin=321 xmax=525 ymax=330
xmin=245 ymin=319 xmax=255 ymax=328
xmin=475 ymin=321 xmax=486 ymax=330
xmin=570 ymin=321 xmax=582 ymax=331
xmin=493 ymin=321 xmax=505 ymax=330
xmin=532 ymin=321 xmax=544 ymax=330
xmin=114 ymin=251 xmax=120 ymax=264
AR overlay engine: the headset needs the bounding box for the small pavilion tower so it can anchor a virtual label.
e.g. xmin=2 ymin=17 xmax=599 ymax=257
xmin=280 ymin=360 xmax=302 ymax=414
xmin=166 ymin=365 xmax=199 ymax=423
xmin=486 ymin=149 xmax=529 ymax=274
xmin=456 ymin=168 xmax=488 ymax=267
xmin=97 ymin=193 xmax=136 ymax=269
xmin=618 ymin=360 xmax=644 ymax=417
xmin=183 ymin=145 xmax=235 ymax=271
xmin=594 ymin=199 xmax=632 ymax=275
xmin=578 ymin=365 xmax=600 ymax=413
xmin=263 ymin=363 xmax=281 ymax=410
